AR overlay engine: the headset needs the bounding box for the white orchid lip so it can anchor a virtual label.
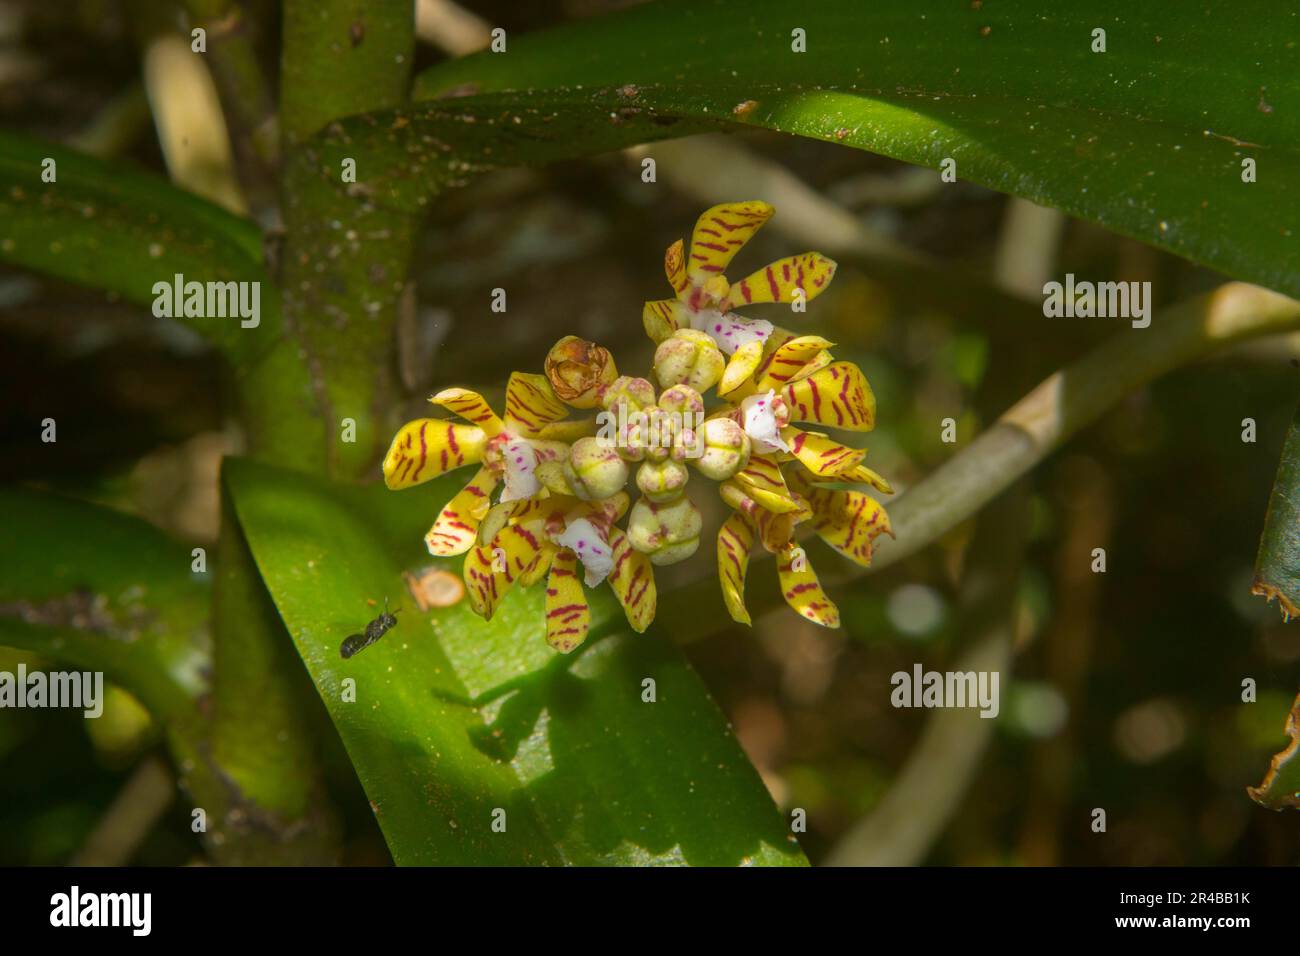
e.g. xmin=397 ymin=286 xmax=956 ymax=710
xmin=553 ymin=517 xmax=614 ymax=587
xmin=691 ymin=307 xmax=773 ymax=356
xmin=498 ymin=437 xmax=539 ymax=502
xmin=739 ymin=390 xmax=789 ymax=454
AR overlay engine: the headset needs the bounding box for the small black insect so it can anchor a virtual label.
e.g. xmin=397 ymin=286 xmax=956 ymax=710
xmin=340 ymin=598 xmax=399 ymax=659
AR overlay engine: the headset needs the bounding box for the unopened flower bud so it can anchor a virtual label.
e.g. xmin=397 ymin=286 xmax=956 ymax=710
xmin=654 ymin=329 xmax=725 ymax=392
xmin=565 ymin=436 xmax=629 ymax=500
xmin=692 ymin=418 xmax=751 ymax=480
xmin=627 ymin=492 xmax=703 ymax=565
xmin=657 ymin=384 xmax=704 ymax=418
xmin=636 ymin=457 xmax=689 ymax=503
xmin=545 ymin=336 xmax=618 ymax=409
xmin=601 ymin=375 xmax=657 ymax=413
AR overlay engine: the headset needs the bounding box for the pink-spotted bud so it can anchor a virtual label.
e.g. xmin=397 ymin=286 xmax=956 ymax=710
xmin=636 ymin=457 xmax=689 ymax=503
xmin=565 ymin=436 xmax=629 ymax=500
xmin=626 ymin=492 xmax=703 ymax=565
xmin=657 ymin=383 xmax=704 ymax=418
xmin=654 ymin=329 xmax=725 ymax=392
xmin=692 ymin=417 xmax=751 ymax=480
xmin=600 ymin=375 xmax=656 ymax=413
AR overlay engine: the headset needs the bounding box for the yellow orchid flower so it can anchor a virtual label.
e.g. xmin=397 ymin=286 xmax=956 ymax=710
xmin=642 ymin=201 xmax=837 ymax=358
xmin=384 ymin=201 xmax=894 ymax=645
xmin=462 ymin=491 xmax=655 ymax=652
xmin=383 ymin=373 xmax=593 ymax=556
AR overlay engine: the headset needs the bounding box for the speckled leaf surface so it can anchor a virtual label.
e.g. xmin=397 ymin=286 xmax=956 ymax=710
xmin=222 ymin=457 xmax=803 ymax=865
xmin=321 ymin=0 xmax=1299 ymax=296
xmin=0 ymin=487 xmax=209 ymax=719
xmin=0 ymin=132 xmax=275 ymax=362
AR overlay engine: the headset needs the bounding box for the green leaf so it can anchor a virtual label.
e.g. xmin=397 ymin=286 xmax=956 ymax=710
xmin=0 ymin=486 xmax=340 ymax=862
xmin=316 ymin=0 xmax=1300 ymax=297
xmin=0 ymin=131 xmax=276 ymax=361
xmin=222 ymin=457 xmax=802 ymax=865
xmin=0 ymin=486 xmax=208 ymax=719
xmin=1248 ymin=689 xmax=1300 ymax=811
xmin=1251 ymin=402 xmax=1300 ymax=621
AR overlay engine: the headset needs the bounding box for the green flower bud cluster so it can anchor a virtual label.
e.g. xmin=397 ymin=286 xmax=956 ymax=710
xmin=537 ymin=356 xmax=756 ymax=567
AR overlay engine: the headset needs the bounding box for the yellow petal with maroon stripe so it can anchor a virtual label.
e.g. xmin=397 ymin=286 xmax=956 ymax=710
xmin=717 ymin=511 xmax=755 ymax=625
xmin=755 ymin=335 xmax=836 ymax=391
xmin=502 ymin=372 xmax=570 ymax=437
xmin=383 ymin=419 xmax=486 ymax=490
xmin=752 ymin=326 xmax=795 ymax=384
xmin=519 ymin=543 xmax=555 ymax=587
xmin=718 ymin=339 xmax=765 ymax=397
xmin=728 ymin=253 xmax=836 ymax=307
xmin=801 ymin=481 xmax=893 ymax=568
xmin=782 ymin=427 xmax=867 ymax=477
xmin=532 ymin=418 xmax=597 ymax=443
xmin=781 ymin=361 xmax=876 ymax=432
xmin=431 ymin=387 xmax=503 ymax=437
xmin=643 ymin=298 xmax=687 ymax=344
xmin=607 ymin=526 xmax=655 ymax=633
xmin=686 ymin=201 xmax=773 ymax=284
xmin=665 ymin=238 xmax=688 ymax=297
xmin=733 ymin=454 xmax=800 ymax=514
xmin=545 ymin=549 xmax=590 ymax=653
xmin=424 ymin=466 xmax=498 ymax=556
xmin=777 ymin=545 xmax=839 ymax=628
xmin=463 ymin=521 xmax=547 ymax=620
xmin=833 ymin=462 xmax=895 ymax=495
xmin=754 ymin=498 xmax=808 ymax=553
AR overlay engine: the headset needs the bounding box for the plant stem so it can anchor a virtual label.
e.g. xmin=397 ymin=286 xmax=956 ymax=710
xmin=277 ymin=0 xmax=419 ymax=479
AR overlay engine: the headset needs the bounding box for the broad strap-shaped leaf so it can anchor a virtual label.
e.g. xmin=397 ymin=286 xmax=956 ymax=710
xmin=381 ymin=0 xmax=1300 ymax=299
xmin=0 ymin=131 xmax=275 ymax=362
xmin=223 ymin=458 xmax=803 ymax=865
xmin=0 ymin=487 xmax=208 ymax=719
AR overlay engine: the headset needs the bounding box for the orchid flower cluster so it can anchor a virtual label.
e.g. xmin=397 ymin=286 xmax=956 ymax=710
xmin=383 ymin=202 xmax=893 ymax=652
